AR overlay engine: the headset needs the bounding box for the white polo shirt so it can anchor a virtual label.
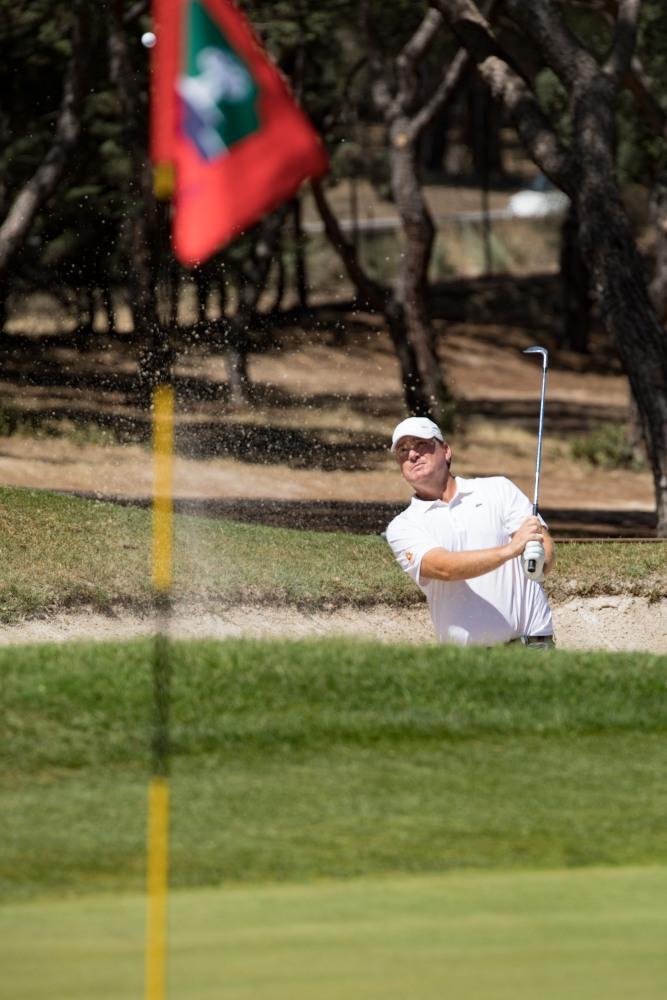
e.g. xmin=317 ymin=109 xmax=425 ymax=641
xmin=386 ymin=475 xmax=553 ymax=646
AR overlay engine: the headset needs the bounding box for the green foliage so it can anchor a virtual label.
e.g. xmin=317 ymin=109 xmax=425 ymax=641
xmin=617 ymin=0 xmax=667 ymax=185
xmin=529 ymin=3 xmax=667 ymax=189
xmin=571 ymin=423 xmax=647 ymax=472
xmin=534 ymin=69 xmax=571 ymax=145
xmin=637 ymin=0 xmax=667 ymax=80
xmin=240 ymin=0 xmax=361 ymax=137
xmin=617 ymin=91 xmax=666 ymax=187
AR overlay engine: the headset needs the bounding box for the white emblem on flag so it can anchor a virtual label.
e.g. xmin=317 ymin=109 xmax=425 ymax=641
xmin=178 ymin=48 xmax=254 ymax=159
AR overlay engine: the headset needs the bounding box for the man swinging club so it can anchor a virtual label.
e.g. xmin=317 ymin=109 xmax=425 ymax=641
xmin=385 ymin=351 xmax=555 ymax=647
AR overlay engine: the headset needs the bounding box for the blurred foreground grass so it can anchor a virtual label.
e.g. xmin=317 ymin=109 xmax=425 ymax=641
xmin=0 ymin=487 xmax=665 ymax=622
xmin=2 ymin=638 xmax=666 ymax=901
xmin=3 ymin=867 xmax=667 ymax=1000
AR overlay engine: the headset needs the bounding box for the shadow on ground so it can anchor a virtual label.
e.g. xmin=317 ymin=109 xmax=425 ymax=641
xmin=59 ymin=491 xmax=659 ymax=539
xmin=0 ymin=314 xmax=628 ymax=469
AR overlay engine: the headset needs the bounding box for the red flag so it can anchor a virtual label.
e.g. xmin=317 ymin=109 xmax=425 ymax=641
xmin=150 ymin=0 xmax=328 ymax=265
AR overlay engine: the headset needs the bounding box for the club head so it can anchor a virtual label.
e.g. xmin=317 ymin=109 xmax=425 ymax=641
xmin=523 ymin=346 xmax=549 ymax=369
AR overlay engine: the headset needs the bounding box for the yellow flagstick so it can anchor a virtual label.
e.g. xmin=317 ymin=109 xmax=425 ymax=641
xmin=145 ymin=383 xmax=175 ymax=1000
xmin=152 ymin=384 xmax=175 ymax=593
xmin=145 ymin=777 xmax=169 ymax=1000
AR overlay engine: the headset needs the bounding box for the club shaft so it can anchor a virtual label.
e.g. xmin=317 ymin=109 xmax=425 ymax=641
xmin=529 ymin=360 xmax=547 ymax=573
xmin=532 ymin=363 xmax=548 ymax=513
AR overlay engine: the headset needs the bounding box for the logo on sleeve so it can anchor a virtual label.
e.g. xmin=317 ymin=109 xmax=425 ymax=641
xmin=405 ymin=551 xmax=414 ymax=564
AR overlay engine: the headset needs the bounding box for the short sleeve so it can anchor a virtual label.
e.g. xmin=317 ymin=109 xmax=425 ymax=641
xmin=499 ymin=477 xmax=549 ymax=534
xmin=385 ymin=513 xmax=437 ymax=588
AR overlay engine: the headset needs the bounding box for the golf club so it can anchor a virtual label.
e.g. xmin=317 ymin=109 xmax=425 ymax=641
xmin=522 ymin=346 xmax=549 ymax=574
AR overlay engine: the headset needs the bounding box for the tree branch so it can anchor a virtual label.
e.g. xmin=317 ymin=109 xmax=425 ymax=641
xmin=408 ymin=0 xmax=502 ymax=143
xmin=503 ymin=0 xmax=598 ymax=89
xmin=310 ymin=179 xmax=387 ymax=312
xmin=399 ymin=7 xmax=444 ymax=65
xmin=433 ymin=0 xmax=577 ymax=191
xmin=238 ymin=208 xmax=289 ymax=314
xmin=599 ymin=1 xmax=665 ymax=136
xmin=626 ymin=55 xmax=667 ymax=138
xmin=409 ymin=47 xmax=470 ymax=139
xmin=123 ymin=0 xmax=148 ymax=25
xmin=360 ymin=0 xmax=394 ymax=115
xmin=396 ymin=9 xmax=444 ymax=112
xmin=604 ymin=0 xmax=642 ymax=84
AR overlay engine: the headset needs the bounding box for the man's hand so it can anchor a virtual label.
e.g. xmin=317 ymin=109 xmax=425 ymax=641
xmin=507 ymin=516 xmax=544 ymax=559
xmin=509 ymin=516 xmax=552 ymax=582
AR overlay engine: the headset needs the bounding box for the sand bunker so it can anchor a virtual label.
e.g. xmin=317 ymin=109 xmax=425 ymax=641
xmin=0 ymin=597 xmax=665 ymax=653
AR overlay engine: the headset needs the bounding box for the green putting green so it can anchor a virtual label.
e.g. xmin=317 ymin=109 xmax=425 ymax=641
xmin=2 ymin=866 xmax=667 ymax=999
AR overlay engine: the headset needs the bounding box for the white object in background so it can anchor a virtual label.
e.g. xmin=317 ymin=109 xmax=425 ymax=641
xmin=508 ymin=175 xmax=570 ymax=218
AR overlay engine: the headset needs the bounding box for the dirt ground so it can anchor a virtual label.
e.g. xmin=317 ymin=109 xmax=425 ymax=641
xmin=0 ymin=319 xmax=655 ymax=529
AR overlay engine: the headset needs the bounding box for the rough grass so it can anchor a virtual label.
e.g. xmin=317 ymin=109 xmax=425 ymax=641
xmin=2 ymin=638 xmax=666 ymax=901
xmin=0 ymin=487 xmax=665 ymax=622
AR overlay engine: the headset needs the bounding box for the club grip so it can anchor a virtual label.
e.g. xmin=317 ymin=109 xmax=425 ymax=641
xmin=529 ymin=503 xmax=539 ymax=573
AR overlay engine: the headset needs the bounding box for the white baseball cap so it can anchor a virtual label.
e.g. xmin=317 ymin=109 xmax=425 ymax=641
xmin=390 ymin=416 xmax=444 ymax=452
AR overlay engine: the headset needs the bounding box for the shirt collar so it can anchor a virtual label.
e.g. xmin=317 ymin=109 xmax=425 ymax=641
xmin=410 ymin=476 xmax=476 ymax=511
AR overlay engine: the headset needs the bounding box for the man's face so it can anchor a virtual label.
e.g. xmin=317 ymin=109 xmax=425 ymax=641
xmin=394 ymin=436 xmax=452 ymax=495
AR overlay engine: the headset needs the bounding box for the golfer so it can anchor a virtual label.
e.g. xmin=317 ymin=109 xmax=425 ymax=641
xmin=386 ymin=417 xmax=555 ymax=647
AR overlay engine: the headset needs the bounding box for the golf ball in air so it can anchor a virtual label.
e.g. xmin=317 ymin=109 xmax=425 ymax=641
xmin=141 ymin=31 xmax=157 ymax=48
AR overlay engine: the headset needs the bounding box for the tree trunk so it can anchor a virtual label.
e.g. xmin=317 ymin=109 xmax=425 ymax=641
xmin=434 ymin=0 xmax=667 ymax=532
xmin=386 ymin=309 xmax=439 ymax=416
xmin=588 ymin=229 xmax=667 ymax=535
xmin=466 ymin=71 xmax=503 ymax=180
xmin=311 ymin=177 xmax=436 ymax=418
xmin=559 ymin=202 xmax=591 ymax=353
xmin=77 ymin=287 xmax=94 ymax=333
xmin=575 ymin=83 xmax=667 ymax=535
xmin=270 ymin=249 xmax=286 ymax=314
xmin=211 ymin=211 xmax=288 ymax=406
xmin=217 ymin=314 xmax=249 ymax=407
xmin=108 ymin=0 xmax=171 ymax=396
xmin=421 ymin=103 xmax=449 ymax=174
xmin=169 ymin=265 xmax=180 ymax=328
xmin=0 ymin=1 xmax=89 ymax=282
xmin=390 ymin=121 xmax=455 ymax=428
xmin=194 ymin=266 xmax=210 ymax=327
xmin=292 ymin=197 xmax=309 ymax=309
xmin=99 ymin=282 xmax=116 ymax=336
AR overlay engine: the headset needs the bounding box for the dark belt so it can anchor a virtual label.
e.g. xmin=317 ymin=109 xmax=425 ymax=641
xmin=508 ymin=634 xmax=556 ymax=648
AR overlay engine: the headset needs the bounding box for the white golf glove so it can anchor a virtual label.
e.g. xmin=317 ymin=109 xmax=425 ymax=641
xmin=522 ymin=540 xmax=545 ymax=583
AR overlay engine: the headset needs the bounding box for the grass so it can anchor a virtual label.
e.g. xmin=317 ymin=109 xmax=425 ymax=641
xmin=0 ymin=486 xmax=665 ymax=623
xmin=0 ymin=407 xmax=124 ymax=447
xmin=3 ymin=635 xmax=667 ymax=995
xmin=571 ymin=422 xmax=647 ymax=471
xmin=3 ymin=866 xmax=667 ymax=999
xmin=0 ymin=486 xmax=409 ymax=622
xmin=2 ymin=638 xmax=667 ymax=901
